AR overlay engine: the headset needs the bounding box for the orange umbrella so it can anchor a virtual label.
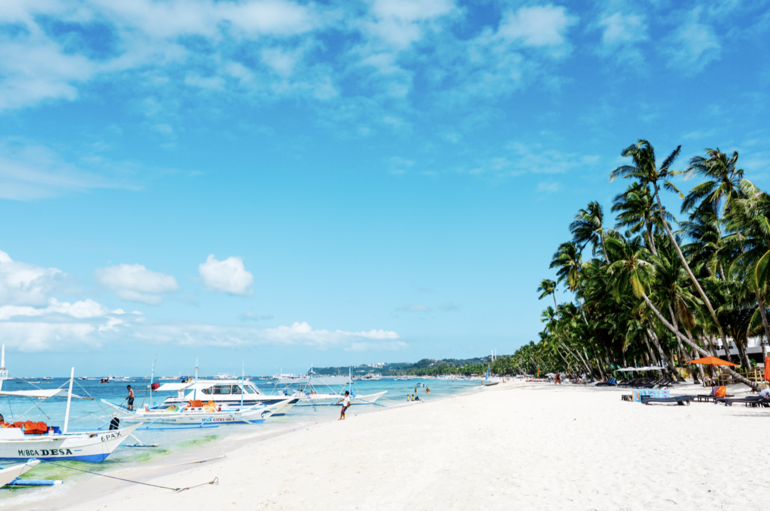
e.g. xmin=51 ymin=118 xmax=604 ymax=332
xmin=764 ymin=356 xmax=770 ymax=382
xmin=686 ymin=356 xmax=738 ymax=367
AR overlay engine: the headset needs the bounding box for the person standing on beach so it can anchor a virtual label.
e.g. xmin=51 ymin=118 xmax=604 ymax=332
xmin=337 ymin=391 xmax=351 ymax=420
xmin=125 ymin=385 xmax=135 ymax=411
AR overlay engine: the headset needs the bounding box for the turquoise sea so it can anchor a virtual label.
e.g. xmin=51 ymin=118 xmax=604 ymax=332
xmin=0 ymin=376 xmax=479 ymax=500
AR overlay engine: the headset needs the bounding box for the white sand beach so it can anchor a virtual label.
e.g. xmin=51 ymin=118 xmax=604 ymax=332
xmin=15 ymin=382 xmax=770 ymax=511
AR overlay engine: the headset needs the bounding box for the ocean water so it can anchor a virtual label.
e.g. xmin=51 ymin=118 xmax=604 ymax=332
xmin=0 ymin=377 xmax=479 ymax=499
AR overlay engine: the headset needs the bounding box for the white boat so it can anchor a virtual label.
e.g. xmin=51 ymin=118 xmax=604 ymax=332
xmin=0 ymin=369 xmax=142 ymax=462
xmin=155 ymin=379 xmax=300 ymax=409
xmin=0 ymin=459 xmax=41 ymax=487
xmin=40 ymin=377 xmax=53 ymax=381
xmin=78 ymin=376 xmax=89 ymax=381
xmin=214 ymin=372 xmax=237 ymax=380
xmin=394 ymin=375 xmax=412 ymax=381
xmin=104 ymin=398 xmax=294 ymax=425
xmin=279 ymin=369 xmax=387 ymax=407
xmin=360 ymin=373 xmax=382 ymax=381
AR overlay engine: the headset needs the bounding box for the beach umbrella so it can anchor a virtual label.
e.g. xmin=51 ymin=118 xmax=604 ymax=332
xmin=687 ymin=356 xmax=738 ymax=384
xmin=686 ymin=356 xmax=738 ymax=367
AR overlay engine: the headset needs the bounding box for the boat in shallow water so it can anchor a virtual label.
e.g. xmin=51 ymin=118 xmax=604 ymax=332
xmin=0 ymin=459 xmax=40 ymax=486
xmin=103 ymin=398 xmax=295 ymax=425
xmin=0 ymin=367 xmax=142 ymax=462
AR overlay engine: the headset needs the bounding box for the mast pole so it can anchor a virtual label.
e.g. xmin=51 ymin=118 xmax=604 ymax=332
xmin=241 ymin=362 xmax=244 ymax=409
xmin=63 ymin=367 xmax=74 ymax=434
xmin=194 ymin=357 xmax=199 ymax=401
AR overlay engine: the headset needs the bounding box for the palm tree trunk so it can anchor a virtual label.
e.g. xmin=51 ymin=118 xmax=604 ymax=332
xmin=646 ymin=322 xmax=677 ymax=377
xmin=552 ymin=291 xmax=558 ymax=310
xmin=645 ymin=221 xmax=657 ymax=256
xmin=754 ymin=289 xmax=770 ymax=359
xmin=652 ymin=183 xmax=731 ymax=358
xmin=641 ymin=291 xmax=759 ymax=390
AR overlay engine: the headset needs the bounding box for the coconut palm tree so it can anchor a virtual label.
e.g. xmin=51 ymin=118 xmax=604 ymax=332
xmin=611 ymin=139 xmax=730 ymax=356
xmin=570 ymin=201 xmax=612 ymax=263
xmin=537 ymin=279 xmax=558 ymax=308
xmin=550 ymin=242 xmax=583 ymax=293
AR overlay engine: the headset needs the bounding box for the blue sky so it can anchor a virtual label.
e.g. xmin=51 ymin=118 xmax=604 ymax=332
xmin=1 ymin=0 xmax=769 ymax=376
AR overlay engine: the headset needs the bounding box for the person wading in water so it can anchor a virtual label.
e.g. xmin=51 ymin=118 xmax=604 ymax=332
xmin=337 ymin=391 xmax=351 ymax=421
xmin=125 ymin=385 xmax=135 ymax=411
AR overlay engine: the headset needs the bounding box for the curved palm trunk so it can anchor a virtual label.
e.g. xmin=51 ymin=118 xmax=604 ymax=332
xmin=646 ymin=321 xmax=677 ymax=377
xmin=653 ymin=183 xmax=731 ymax=359
xmin=645 ymin=221 xmax=658 ymax=256
xmin=754 ymin=289 xmax=770 ymax=359
xmin=641 ymin=291 xmax=759 ymax=390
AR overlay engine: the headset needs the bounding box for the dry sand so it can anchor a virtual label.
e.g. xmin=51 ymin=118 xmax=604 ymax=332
xmin=13 ymin=382 xmax=770 ymax=510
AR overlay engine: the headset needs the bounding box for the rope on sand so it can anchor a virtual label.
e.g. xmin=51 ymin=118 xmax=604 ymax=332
xmin=39 ymin=460 xmax=218 ymax=493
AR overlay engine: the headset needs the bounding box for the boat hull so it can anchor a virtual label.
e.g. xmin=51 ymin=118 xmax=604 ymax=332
xmin=104 ymin=400 xmax=292 ymax=425
xmin=0 ymin=459 xmax=40 ymax=487
xmin=0 ymin=424 xmax=141 ymax=463
xmin=295 ymin=391 xmax=387 ymax=406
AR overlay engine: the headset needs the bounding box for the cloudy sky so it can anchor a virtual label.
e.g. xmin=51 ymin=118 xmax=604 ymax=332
xmin=1 ymin=0 xmax=769 ymax=375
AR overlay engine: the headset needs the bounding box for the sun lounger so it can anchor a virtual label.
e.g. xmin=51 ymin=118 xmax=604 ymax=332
xmin=716 ymin=396 xmax=770 ymax=407
xmin=641 ymin=395 xmax=695 ymax=406
xmin=694 ymin=394 xmax=734 ymax=403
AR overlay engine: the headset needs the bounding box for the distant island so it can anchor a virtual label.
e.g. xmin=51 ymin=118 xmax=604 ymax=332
xmin=313 ymin=356 xmax=500 ymax=377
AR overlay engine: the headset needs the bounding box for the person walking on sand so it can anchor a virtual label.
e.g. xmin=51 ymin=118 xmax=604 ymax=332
xmin=125 ymin=385 xmax=135 ymax=411
xmin=337 ymin=391 xmax=351 ymax=421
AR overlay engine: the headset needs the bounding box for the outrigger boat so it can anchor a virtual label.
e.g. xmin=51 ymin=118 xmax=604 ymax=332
xmin=103 ymin=365 xmax=295 ymax=425
xmin=277 ymin=368 xmax=387 ymax=407
xmin=0 ymin=459 xmax=40 ymax=486
xmin=104 ymin=398 xmax=294 ymax=426
xmin=0 ymin=367 xmax=141 ymax=462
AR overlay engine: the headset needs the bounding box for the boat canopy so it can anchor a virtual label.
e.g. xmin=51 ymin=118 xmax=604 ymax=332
xmin=0 ymin=389 xmax=91 ymax=400
xmin=156 ymin=380 xmax=257 ymax=392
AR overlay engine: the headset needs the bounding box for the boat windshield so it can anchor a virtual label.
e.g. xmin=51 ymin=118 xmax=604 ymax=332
xmin=201 ymin=385 xmax=233 ymax=395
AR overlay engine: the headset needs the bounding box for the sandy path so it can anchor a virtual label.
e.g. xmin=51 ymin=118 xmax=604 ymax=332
xmin=16 ymin=382 xmax=770 ymax=510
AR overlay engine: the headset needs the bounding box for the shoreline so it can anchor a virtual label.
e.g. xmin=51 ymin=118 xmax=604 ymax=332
xmin=14 ymin=380 xmax=770 ymax=510
xmin=9 ymin=382 xmax=481 ymax=510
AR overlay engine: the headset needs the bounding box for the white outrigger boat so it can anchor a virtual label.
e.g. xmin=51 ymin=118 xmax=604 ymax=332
xmin=104 ymin=398 xmax=294 ymax=426
xmin=0 ymin=367 xmax=141 ymax=462
xmin=0 ymin=459 xmax=40 ymax=486
xmin=276 ymin=369 xmax=387 ymax=407
xmin=103 ymin=366 xmax=295 ymax=425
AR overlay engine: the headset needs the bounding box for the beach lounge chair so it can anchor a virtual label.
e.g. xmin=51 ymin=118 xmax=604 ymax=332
xmin=716 ymin=396 xmax=770 ymax=407
xmin=640 ymin=395 xmax=695 ymax=406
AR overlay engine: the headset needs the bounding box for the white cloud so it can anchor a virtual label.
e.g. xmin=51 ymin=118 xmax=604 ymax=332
xmin=363 ymin=0 xmax=457 ymax=50
xmin=198 ymin=255 xmax=254 ymax=296
xmin=95 ymin=263 xmax=179 ymax=305
xmin=0 ymin=250 xmax=68 ymax=306
xmin=663 ymin=9 xmax=721 ymax=72
xmin=0 ymin=298 xmax=108 ymax=320
xmin=0 ymin=138 xmax=132 ymax=200
xmin=497 ymin=5 xmax=577 ymax=49
xmin=598 ymin=12 xmax=646 ymax=46
xmin=128 ymin=321 xmax=402 ymax=351
xmin=397 ymin=304 xmax=431 ymax=312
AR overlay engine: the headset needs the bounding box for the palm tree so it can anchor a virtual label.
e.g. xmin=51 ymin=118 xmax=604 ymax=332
xmin=605 ymin=234 xmax=757 ymax=388
xmin=683 ymin=148 xmax=744 ymax=216
xmin=611 ymin=140 xmax=730 ymax=356
xmin=537 ymin=279 xmax=558 ymax=308
xmin=570 ymin=201 xmax=611 ymax=263
xmin=550 ymin=242 xmax=583 ymax=293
